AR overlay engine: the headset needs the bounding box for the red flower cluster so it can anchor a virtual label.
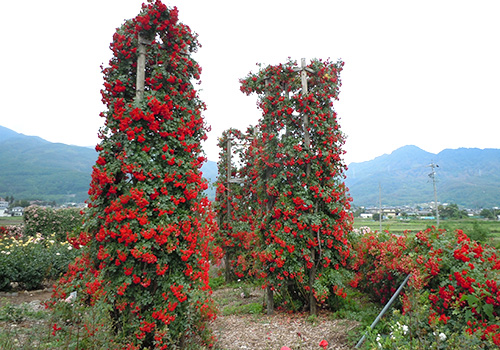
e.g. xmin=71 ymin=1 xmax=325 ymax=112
xmin=351 ymin=227 xmax=500 ymax=345
xmin=51 ymin=1 xmax=217 ymax=348
xmin=219 ymin=58 xmax=353 ymax=313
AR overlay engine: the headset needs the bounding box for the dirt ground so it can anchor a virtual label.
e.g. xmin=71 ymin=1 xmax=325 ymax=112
xmin=0 ymin=288 xmax=53 ymax=307
xmin=0 ymin=287 xmax=359 ymax=349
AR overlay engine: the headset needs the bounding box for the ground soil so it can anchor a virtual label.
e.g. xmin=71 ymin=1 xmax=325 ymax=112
xmin=0 ymin=288 xmax=53 ymax=307
xmin=0 ymin=286 xmax=360 ymax=349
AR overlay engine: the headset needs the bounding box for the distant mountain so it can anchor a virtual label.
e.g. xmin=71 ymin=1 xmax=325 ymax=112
xmin=0 ymin=126 xmax=218 ymax=203
xmin=345 ymin=145 xmax=500 ymax=208
xmin=0 ymin=126 xmax=96 ymax=203
xmin=2 ymin=126 xmax=497 ymax=208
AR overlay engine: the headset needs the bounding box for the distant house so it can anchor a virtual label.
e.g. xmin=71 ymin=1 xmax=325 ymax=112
xmin=360 ymin=213 xmax=373 ymax=219
xmin=0 ymin=208 xmax=9 ymax=217
xmin=0 ymin=200 xmax=8 ymax=209
xmin=10 ymin=207 xmax=24 ymax=216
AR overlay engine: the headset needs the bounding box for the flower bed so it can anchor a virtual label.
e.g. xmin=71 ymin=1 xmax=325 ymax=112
xmin=0 ymin=227 xmax=78 ymax=291
xmin=351 ymin=227 xmax=500 ymax=347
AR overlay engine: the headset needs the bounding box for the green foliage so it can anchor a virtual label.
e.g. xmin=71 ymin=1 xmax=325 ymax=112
xmin=468 ymin=221 xmax=489 ymax=242
xmin=439 ymin=203 xmax=468 ymax=219
xmin=362 ymin=293 xmax=495 ymax=349
xmin=351 ymin=227 xmax=500 ymax=348
xmin=208 ymin=275 xmax=225 ymax=290
xmin=0 ymin=301 xmax=45 ymax=323
xmin=23 ymin=206 xmax=82 ymax=241
xmin=0 ymin=233 xmax=78 ymax=291
xmin=480 ymin=208 xmax=496 ymax=219
xmin=11 ymin=199 xmax=31 ymax=208
xmin=235 ymin=58 xmax=353 ymax=315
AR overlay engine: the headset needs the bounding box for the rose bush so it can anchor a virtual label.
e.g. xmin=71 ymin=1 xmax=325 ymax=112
xmin=23 ymin=206 xmax=82 ymax=242
xmin=213 ymin=128 xmax=258 ymax=281
xmin=351 ymin=227 xmax=500 ymax=347
xmin=238 ymin=58 xmax=353 ymax=314
xmin=49 ymin=1 xmax=217 ymax=348
xmin=0 ymin=232 xmax=78 ymax=291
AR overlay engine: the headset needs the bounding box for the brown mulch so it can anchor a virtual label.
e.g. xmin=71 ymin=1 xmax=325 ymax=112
xmin=0 ymin=287 xmax=360 ymax=349
xmin=212 ymin=312 xmax=358 ymax=350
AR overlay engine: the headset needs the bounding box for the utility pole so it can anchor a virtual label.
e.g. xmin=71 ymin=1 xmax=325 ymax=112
xmin=428 ymin=163 xmax=440 ymax=226
xmin=378 ymin=183 xmax=382 ymax=232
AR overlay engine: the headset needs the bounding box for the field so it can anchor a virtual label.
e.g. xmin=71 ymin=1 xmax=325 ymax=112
xmin=0 ymin=217 xmax=23 ymax=226
xmin=353 ymin=217 xmax=500 ymax=247
xmin=3 ymin=215 xmax=500 ymax=246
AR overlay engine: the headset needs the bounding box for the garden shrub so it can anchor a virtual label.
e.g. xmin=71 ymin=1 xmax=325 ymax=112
xmin=23 ymin=205 xmax=82 ymax=242
xmin=0 ymin=233 xmax=78 ymax=291
xmin=213 ymin=128 xmax=259 ymax=282
xmin=236 ymin=58 xmax=353 ymax=314
xmin=351 ymin=227 xmax=500 ymax=347
xmin=50 ymin=1 xmax=217 ymax=348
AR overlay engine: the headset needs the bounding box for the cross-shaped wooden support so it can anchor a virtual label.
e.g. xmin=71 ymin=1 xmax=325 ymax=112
xmin=135 ymin=33 xmax=153 ymax=102
xmin=225 ymin=137 xmax=245 ymax=220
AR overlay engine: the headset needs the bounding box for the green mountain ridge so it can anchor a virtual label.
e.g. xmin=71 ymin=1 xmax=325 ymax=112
xmin=345 ymin=145 xmax=500 ymax=208
xmin=0 ymin=126 xmax=218 ymax=203
xmin=1 ymin=126 xmax=499 ymax=208
xmin=0 ymin=126 xmax=97 ymax=203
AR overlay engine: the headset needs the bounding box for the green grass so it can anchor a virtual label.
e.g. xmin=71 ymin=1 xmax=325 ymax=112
xmin=353 ymin=217 xmax=500 ymax=248
xmin=0 ymin=300 xmax=46 ymax=323
xmin=221 ymin=302 xmax=263 ymax=316
xmin=0 ymin=217 xmax=23 ymax=226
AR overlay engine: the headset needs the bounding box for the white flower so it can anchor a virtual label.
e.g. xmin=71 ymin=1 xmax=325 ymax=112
xmin=56 ymin=252 xmax=61 ymax=256
xmin=392 ymin=322 xmax=405 ymax=333
xmin=439 ymin=333 xmax=446 ymax=341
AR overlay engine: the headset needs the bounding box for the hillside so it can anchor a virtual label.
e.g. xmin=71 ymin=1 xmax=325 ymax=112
xmin=1 ymin=126 xmax=499 ymax=208
xmin=0 ymin=126 xmax=218 ymax=203
xmin=345 ymin=145 xmax=500 ymax=208
xmin=0 ymin=126 xmax=96 ymax=203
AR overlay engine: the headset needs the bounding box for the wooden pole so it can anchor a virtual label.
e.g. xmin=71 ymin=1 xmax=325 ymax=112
xmin=300 ymin=58 xmax=311 ymax=158
xmin=267 ymin=286 xmax=274 ymax=315
xmin=135 ymin=34 xmax=151 ymax=102
xmin=297 ymin=58 xmax=312 ymax=179
xmin=298 ymin=59 xmax=317 ymax=314
xmin=226 ymin=138 xmax=232 ymax=221
xmin=224 ymin=137 xmax=232 ymax=282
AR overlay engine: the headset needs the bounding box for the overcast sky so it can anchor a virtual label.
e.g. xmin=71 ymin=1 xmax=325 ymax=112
xmin=1 ymin=0 xmax=499 ymax=165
